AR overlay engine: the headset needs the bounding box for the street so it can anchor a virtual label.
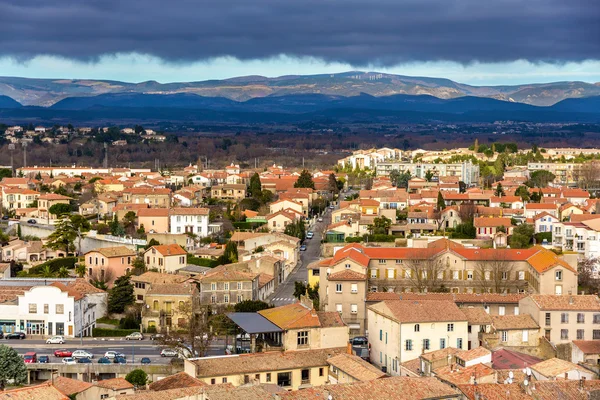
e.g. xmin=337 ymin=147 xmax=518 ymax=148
xmin=269 ymin=207 xmax=333 ymax=307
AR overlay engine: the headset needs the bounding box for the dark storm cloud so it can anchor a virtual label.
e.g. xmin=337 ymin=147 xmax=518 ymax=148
xmin=0 ymin=0 xmax=598 ymax=65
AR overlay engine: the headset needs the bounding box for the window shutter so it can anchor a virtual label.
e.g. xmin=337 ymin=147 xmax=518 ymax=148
xmin=459 ymin=270 xmax=463 ymax=280
xmin=393 ymin=269 xmax=397 ymax=279
xmin=525 ymin=271 xmax=530 ymax=281
xmin=376 ymin=269 xmax=380 ymax=279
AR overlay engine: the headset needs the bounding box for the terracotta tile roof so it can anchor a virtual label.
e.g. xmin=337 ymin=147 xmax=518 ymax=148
xmin=50 ymin=281 xmax=84 ymax=301
xmin=259 ymin=302 xmax=321 ymax=329
xmin=113 ymin=203 xmax=150 ymax=211
xmin=278 ymin=376 xmax=460 ymax=400
xmin=316 ymin=311 xmax=346 ymax=328
xmin=491 ymin=315 xmax=539 ymax=330
xmin=460 ymin=307 xmax=492 ymax=325
xmin=572 ymin=340 xmax=600 ymax=354
xmin=526 ymin=247 xmax=576 ymax=273
xmin=201 ymin=268 xmax=257 ymax=282
xmin=327 ymin=353 xmax=386 ymax=381
xmin=370 ymin=299 xmax=467 ymax=324
xmin=86 ymin=246 xmax=136 ymax=258
xmin=530 ymin=358 xmax=589 ymax=377
xmin=492 ymin=349 xmax=542 ymax=369
xmin=170 ymin=207 xmax=209 ymax=215
xmin=331 ymin=245 xmax=370 ymax=267
xmin=124 ymin=187 xmax=171 ymax=195
xmin=149 ymin=244 xmax=187 ymax=256
xmin=365 ymin=292 xmax=402 ymax=302
xmin=258 ymin=273 xmax=274 ymax=289
xmin=66 ymin=278 xmax=106 ymax=295
xmin=530 ymin=380 xmax=600 ymax=399
xmin=50 ymin=376 xmax=93 ymax=395
xmin=473 ymin=217 xmax=512 ymax=228
xmin=0 ymin=383 xmax=69 ymax=400
xmin=190 ymin=347 xmax=345 ymax=377
xmin=131 ymin=271 xmax=187 ymax=285
xmin=400 ymin=357 xmax=422 ymax=376
xmin=528 ymin=294 xmax=600 ymax=311
xmin=570 ymin=214 xmax=600 ymax=222
xmin=205 ymin=384 xmax=283 ymax=400
xmin=147 ymin=282 xmax=196 ymax=296
xmin=138 ymin=208 xmax=169 ymax=217
xmin=114 ymin=386 xmax=207 ymax=400
xmin=420 ymin=347 xmax=464 ymax=362
xmin=496 ymin=369 xmax=530 ymax=384
xmin=457 ymin=347 xmax=492 ymax=363
xmin=525 ymin=203 xmax=557 ymax=210
xmin=562 ymin=188 xmax=590 ymax=198
xmin=148 ymin=371 xmax=206 ymax=391
xmin=435 ymin=363 xmax=496 ymax=386
xmin=327 ymin=270 xmax=367 ymax=281
xmin=458 ymin=383 xmax=531 ymax=400
xmin=533 ymin=211 xmax=558 ymax=221
xmin=490 ymin=196 xmax=522 ymax=203
xmin=95 ymin=378 xmax=134 ymax=391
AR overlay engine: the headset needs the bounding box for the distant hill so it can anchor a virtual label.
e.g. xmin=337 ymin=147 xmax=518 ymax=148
xmin=51 ymin=93 xmax=238 ymax=110
xmin=1 ymin=72 xmax=599 ymax=107
xmin=551 ymin=96 xmax=600 ymax=113
xmin=0 ymin=95 xmax=21 ymax=108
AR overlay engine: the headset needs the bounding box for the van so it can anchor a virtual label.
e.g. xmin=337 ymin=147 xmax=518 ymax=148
xmin=23 ymin=352 xmax=37 ymax=363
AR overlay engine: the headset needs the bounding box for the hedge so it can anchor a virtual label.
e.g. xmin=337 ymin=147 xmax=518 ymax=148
xmin=232 ymin=221 xmax=265 ymax=230
xmin=363 ymin=234 xmax=396 ymax=242
xmin=187 ymin=255 xmax=218 ymax=268
xmin=92 ymin=328 xmax=140 ymax=337
xmin=27 ymin=256 xmax=79 ymax=274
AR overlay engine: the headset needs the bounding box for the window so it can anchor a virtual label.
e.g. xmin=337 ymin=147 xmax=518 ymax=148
xmin=501 ymin=331 xmax=508 ymax=342
xmin=222 ymin=378 xmax=227 ymax=383
xmin=237 ymin=295 xmax=243 ymax=303
xmin=224 ymin=282 xmax=229 ymax=290
xmin=237 ymin=282 xmax=242 ymax=290
xmin=396 ymin=259 xmax=402 ymax=264
xmin=594 ymin=330 xmax=600 ymax=340
xmin=336 ymin=283 xmax=342 ymax=293
xmin=387 ymin=269 xmax=395 ymax=279
xmin=453 ymin=271 xmax=459 ymax=280
xmin=379 ymin=329 xmax=383 ymax=341
xmin=351 ymin=283 xmax=358 ymax=293
xmin=224 ymin=295 xmax=229 ymax=303
xmin=484 ymin=270 xmax=491 ymax=280
xmin=211 ymin=283 xmax=216 ymax=291
xmin=385 ymin=332 xmax=388 ymax=344
xmin=405 ymin=339 xmax=413 ymax=351
xmin=501 ymin=271 xmax=508 ymax=280
xmin=578 ymin=313 xmax=585 ymax=323
xmin=594 ymin=314 xmax=600 ymax=324
xmin=211 ymin=295 xmax=216 ymax=304
xmin=447 ymin=323 xmax=454 ymax=332
xmin=370 ymin=269 xmax=378 ymax=278
xmin=522 ymin=330 xmax=529 ymax=342
xmin=457 ymin=338 xmax=463 ymax=349
xmin=277 ymin=372 xmax=291 ymax=387
xmin=561 ymin=313 xmax=569 ymax=323
xmin=266 ymin=373 xmax=271 ymax=382
xmin=297 ymin=331 xmax=309 ymax=346
xmin=577 ymin=329 xmax=585 ymax=340
xmin=467 ymin=270 xmax=473 ymax=280
xmin=514 ymin=307 xmax=519 ymax=315
xmin=423 ymin=339 xmax=430 ymax=350
xmin=351 ymin=304 xmax=358 ymax=314
xmin=518 ymin=271 xmax=525 ymax=280
xmin=561 ymin=329 xmax=569 ymax=340
xmin=29 ymin=304 xmax=37 ymax=313
xmin=378 ymin=259 xmax=386 ymax=264
xmin=210 ymin=379 xmax=216 ymax=385
xmin=101 ymin=395 xmax=109 ymax=399
xmin=499 ymin=306 xmax=505 ymax=316
xmin=336 ymin=304 xmax=342 ymax=313
xmin=414 ymin=324 xmax=420 ymax=332
xmin=545 ymin=313 xmax=551 ymax=326
xmin=345 ymin=263 xmax=351 ymax=269
xmin=43 ymin=304 xmax=49 ymax=314
xmin=554 ymin=269 xmax=565 ymax=281
xmin=440 ymin=338 xmax=446 ymax=349
xmin=405 ymin=270 xmax=412 ymax=278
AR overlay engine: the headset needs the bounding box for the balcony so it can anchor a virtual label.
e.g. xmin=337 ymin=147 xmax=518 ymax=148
xmin=554 ymin=231 xmax=563 ymax=237
xmin=576 ymin=236 xmax=585 ymax=242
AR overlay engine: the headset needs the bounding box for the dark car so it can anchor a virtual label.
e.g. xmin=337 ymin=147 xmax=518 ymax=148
xmin=1 ymin=215 xmax=9 ymax=220
xmin=6 ymin=332 xmax=26 ymax=339
xmin=351 ymin=336 xmax=369 ymax=347
xmin=54 ymin=349 xmax=72 ymax=357
xmin=38 ymin=356 xmax=50 ymax=364
xmin=141 ymin=357 xmax=151 ymax=365
xmin=77 ymin=357 xmax=92 ymax=364
xmin=97 ymin=357 xmax=111 ymax=364
xmin=113 ymin=356 xmax=127 ymax=364
xmin=0 ymin=331 xmax=3 ymax=339
xmin=27 ymin=219 xmax=37 ymax=224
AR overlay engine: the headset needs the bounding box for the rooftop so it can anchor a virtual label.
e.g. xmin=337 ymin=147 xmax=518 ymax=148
xmin=530 ymin=357 xmax=589 ymax=377
xmin=492 ymin=349 xmax=542 ymax=370
xmin=528 ymin=294 xmax=600 ymax=311
xmin=434 ymin=363 xmax=496 ymax=386
xmin=86 ymin=246 xmax=136 ymax=258
xmin=460 ymin=307 xmax=492 ymax=325
xmin=148 ymin=371 xmax=207 ymax=391
xmin=369 ymin=300 xmax=467 ymax=324
xmin=491 ymin=314 xmax=539 ymax=330
xmin=327 ymin=353 xmax=387 ymax=382
xmin=94 ymin=378 xmax=134 ymax=391
xmin=50 ymin=376 xmax=93 ymax=395
xmin=0 ymin=383 xmax=68 ymax=400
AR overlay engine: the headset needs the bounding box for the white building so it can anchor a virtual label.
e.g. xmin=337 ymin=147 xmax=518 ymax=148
xmin=376 ymin=161 xmax=480 ymax=186
xmin=169 ymin=208 xmax=210 ymax=237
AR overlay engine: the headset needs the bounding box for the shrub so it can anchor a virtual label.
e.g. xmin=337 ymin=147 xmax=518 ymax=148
xmin=345 ymin=237 xmax=363 ymax=243
xmin=27 ymin=257 xmax=78 ymax=275
xmin=363 ymin=234 xmax=396 ymax=242
xmin=92 ymin=328 xmax=139 ymax=337
xmin=187 ymin=255 xmax=218 ymax=268
xmin=125 ymin=369 xmax=148 ymax=387
xmin=534 ymin=232 xmax=552 ymax=244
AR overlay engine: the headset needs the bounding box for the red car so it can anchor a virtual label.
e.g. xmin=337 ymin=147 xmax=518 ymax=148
xmin=54 ymin=349 xmax=72 ymax=357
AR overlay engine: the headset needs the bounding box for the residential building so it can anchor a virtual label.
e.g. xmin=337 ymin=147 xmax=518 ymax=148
xmin=211 ymin=184 xmax=246 ymax=201
xmin=142 ymin=282 xmax=197 ymax=332
xmin=84 ymin=246 xmax=136 ymax=287
xmin=184 ymin=347 xmax=345 ymax=390
xmin=572 ymin=340 xmax=600 ymax=366
xmin=326 ymin=353 xmax=386 ymax=384
xmin=367 ymin=299 xmax=468 ymax=373
xmin=266 ymin=209 xmax=304 ymax=233
xmin=269 ymin=199 xmax=304 ymax=216
xmin=0 ymin=383 xmax=68 ymax=400
xmin=131 ymin=271 xmax=187 ymax=303
xmin=376 ymin=161 xmax=480 ymax=186
xmin=527 ymin=162 xmax=577 ymax=185
xmin=53 ymin=377 xmax=135 ymax=400
xmin=137 ymin=208 xmax=169 ymax=233
xmin=524 ymin=203 xmax=558 ymax=219
xmin=473 ymin=217 xmax=513 ymax=239
xmin=530 ymin=358 xmax=596 ymax=381
xmin=1 ymin=188 xmax=40 ymax=211
xmin=122 ymin=188 xmax=171 ymax=207
xmin=489 ymin=314 xmax=540 ymax=348
xmin=197 ymin=265 xmax=259 ymax=306
xmin=519 ymin=295 xmax=600 ymax=345
xmin=38 ymin=193 xmax=73 ymax=220
xmin=169 ymin=207 xmax=210 ymax=237
xmin=460 ymin=307 xmax=492 ymax=350
xmin=534 ymin=212 xmax=558 ymax=235
xmin=144 ymin=244 xmax=187 ymax=273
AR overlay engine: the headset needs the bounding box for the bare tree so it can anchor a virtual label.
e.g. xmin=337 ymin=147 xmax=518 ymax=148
xmin=578 ymin=257 xmax=600 ymax=293
xmin=405 ymin=257 xmax=447 ymax=292
xmin=575 ymin=162 xmax=600 ymax=190
xmin=158 ymin=299 xmax=213 ymax=358
xmin=88 ymin=268 xmax=114 ymax=290
xmin=458 ymin=202 xmax=477 ymax=223
xmin=474 ymin=253 xmax=518 ymax=293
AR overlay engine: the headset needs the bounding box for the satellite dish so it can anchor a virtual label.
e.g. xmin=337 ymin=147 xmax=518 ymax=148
xmin=524 ymin=379 xmax=529 ymax=386
xmin=525 ymin=367 xmax=531 ymax=376
xmin=509 ymin=371 xmax=514 ymax=379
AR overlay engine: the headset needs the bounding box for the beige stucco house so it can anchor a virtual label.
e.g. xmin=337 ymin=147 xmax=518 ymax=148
xmin=144 ymin=244 xmax=187 ymax=273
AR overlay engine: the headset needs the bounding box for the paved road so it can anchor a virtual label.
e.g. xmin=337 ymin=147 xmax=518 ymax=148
xmin=269 ymin=207 xmax=333 ymax=307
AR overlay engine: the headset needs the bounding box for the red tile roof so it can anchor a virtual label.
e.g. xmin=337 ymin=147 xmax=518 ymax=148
xmin=327 ymin=270 xmax=367 ymax=281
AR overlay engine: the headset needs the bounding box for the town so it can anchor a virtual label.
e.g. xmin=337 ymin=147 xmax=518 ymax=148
xmin=3 ymin=142 xmax=600 ymax=399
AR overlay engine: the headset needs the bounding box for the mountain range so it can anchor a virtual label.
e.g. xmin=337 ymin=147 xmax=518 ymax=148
xmin=1 ymin=71 xmax=600 ymax=107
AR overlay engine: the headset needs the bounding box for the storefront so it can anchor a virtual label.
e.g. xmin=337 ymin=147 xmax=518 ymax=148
xmin=0 ymin=320 xmax=16 ymax=333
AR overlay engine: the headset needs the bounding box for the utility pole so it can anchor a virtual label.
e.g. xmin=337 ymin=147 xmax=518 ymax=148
xmin=22 ymin=142 xmax=27 ymax=168
xmin=8 ymin=144 xmax=15 ymax=176
xmin=103 ymin=143 xmax=108 ymax=168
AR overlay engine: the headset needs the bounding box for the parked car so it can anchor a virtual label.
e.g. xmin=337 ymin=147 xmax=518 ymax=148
xmin=113 ymin=356 xmax=127 ymax=364
xmin=125 ymin=332 xmax=144 ymax=340
xmin=46 ymin=336 xmax=65 ymax=344
xmin=62 ymin=357 xmax=76 ymax=365
xmin=0 ymin=331 xmax=3 ymax=339
xmin=306 ymin=232 xmax=314 ymax=239
xmin=77 ymin=357 xmax=92 ymax=364
xmin=140 ymin=357 xmax=151 ymax=365
xmin=27 ymin=219 xmax=37 ymax=224
xmin=299 ymin=245 xmax=307 ymax=251
xmin=351 ymin=336 xmax=369 ymax=347
xmin=1 ymin=215 xmax=9 ymax=220
xmin=160 ymin=348 xmax=179 ymax=358
xmin=72 ymin=350 xmax=94 ymax=359
xmin=38 ymin=356 xmax=50 ymax=364
xmin=6 ymin=332 xmax=26 ymax=339
xmin=104 ymin=351 xmax=125 ymax=359
xmin=97 ymin=357 xmax=111 ymax=364
xmin=150 ymin=333 xmax=164 ymax=341
xmin=54 ymin=349 xmax=72 ymax=357
xmin=23 ymin=352 xmax=37 ymax=363
xmin=317 ymin=217 xmax=323 ymax=222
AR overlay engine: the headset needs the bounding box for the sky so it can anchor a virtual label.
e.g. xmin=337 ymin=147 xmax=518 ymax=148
xmin=0 ymin=0 xmax=599 ymax=85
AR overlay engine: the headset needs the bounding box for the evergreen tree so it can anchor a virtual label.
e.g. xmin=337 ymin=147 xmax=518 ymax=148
xmin=494 ymin=183 xmax=505 ymax=197
xmin=48 ymin=203 xmax=71 ymax=218
xmin=294 ymin=170 xmax=315 ymax=189
xmin=328 ymin=173 xmax=339 ymax=194
xmin=515 ymin=186 xmax=530 ymax=202
xmin=425 ymin=170 xmax=434 ymax=182
xmin=249 ymin=173 xmax=262 ymax=198
xmin=218 ymin=241 xmax=238 ymax=265
xmin=437 ymin=192 xmax=446 ymax=211
xmin=125 ymin=369 xmax=148 ymax=387
xmin=0 ymin=345 xmax=27 ymax=388
xmin=46 ymin=216 xmax=77 ymax=254
xmin=108 ymin=275 xmax=134 ymax=314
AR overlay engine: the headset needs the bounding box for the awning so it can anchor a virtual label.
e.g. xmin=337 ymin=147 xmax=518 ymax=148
xmin=226 ymin=313 xmax=282 ymax=334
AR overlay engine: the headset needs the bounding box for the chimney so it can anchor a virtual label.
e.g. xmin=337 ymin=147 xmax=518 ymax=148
xmin=569 ymin=296 xmax=574 ymax=305
xmin=580 ymin=376 xmax=586 ymax=389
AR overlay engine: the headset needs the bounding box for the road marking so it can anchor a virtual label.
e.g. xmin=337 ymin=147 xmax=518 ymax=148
xmin=108 ymin=347 xmax=124 ymax=350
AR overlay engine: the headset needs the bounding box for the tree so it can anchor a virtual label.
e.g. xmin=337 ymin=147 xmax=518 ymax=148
xmin=457 ymin=203 xmax=477 ymax=224
xmin=528 ymin=170 xmax=556 ymax=188
xmin=110 ymin=215 xmax=125 ymax=236
xmin=405 ymin=258 xmax=447 ymax=292
xmin=108 ymin=275 xmax=134 ymax=314
xmin=294 ymin=169 xmax=315 ymax=189
xmin=284 ymin=219 xmax=306 ymax=241
xmin=474 ymin=254 xmax=518 ymax=294
xmin=131 ymin=256 xmax=146 ymax=275
xmin=46 ymin=216 xmax=77 ymax=254
xmin=530 ymin=190 xmax=542 ymax=203
xmin=370 ymin=216 xmax=391 ymax=235
xmin=70 ymin=214 xmax=91 ymax=232
xmin=328 ymin=173 xmax=340 ymax=194
xmin=57 ymin=266 xmax=70 ymax=278
xmin=75 ymin=263 xmax=86 ymax=278
xmin=48 ymin=203 xmax=71 ymax=218
xmin=437 ymin=192 xmax=446 ymax=211
xmin=578 ymin=257 xmax=600 ymax=292
xmin=515 ymin=186 xmax=530 ymax=202
xmin=122 ymin=211 xmax=137 ymax=228
xmin=0 ymin=345 xmax=27 ymax=389
xmin=450 ymin=222 xmax=476 ymax=239
xmin=509 ymin=223 xmax=534 ymax=249
xmin=144 ymin=238 xmax=160 ymax=250
xmin=390 ymin=170 xmax=411 ymax=188
xmin=218 ymin=241 xmax=238 ymax=265
xmin=293 ymin=281 xmax=307 ymax=299
xmin=234 ymin=300 xmax=272 ymax=313
xmin=162 ymin=300 xmax=212 ymax=357
xmin=249 ymin=173 xmax=262 ymax=198
xmin=425 ymin=170 xmax=434 ymax=182
xmin=125 ymin=369 xmax=148 ymax=387
xmin=494 ymin=183 xmax=505 ymax=197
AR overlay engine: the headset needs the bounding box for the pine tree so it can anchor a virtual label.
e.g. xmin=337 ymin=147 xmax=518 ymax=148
xmin=0 ymin=345 xmax=27 ymax=388
xmin=108 ymin=275 xmax=134 ymax=314
xmin=437 ymin=192 xmax=446 ymax=211
xmin=249 ymin=173 xmax=262 ymax=198
xmin=294 ymin=170 xmax=315 ymax=189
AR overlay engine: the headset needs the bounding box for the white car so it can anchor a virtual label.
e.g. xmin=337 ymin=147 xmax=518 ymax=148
xmin=317 ymin=217 xmax=323 ymax=222
xmin=125 ymin=332 xmax=144 ymax=340
xmin=46 ymin=336 xmax=65 ymax=344
xmin=104 ymin=351 xmax=125 ymax=359
xmin=160 ymin=348 xmax=179 ymax=358
xmin=72 ymin=350 xmax=94 ymax=359
xmin=62 ymin=357 xmax=77 ymax=365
